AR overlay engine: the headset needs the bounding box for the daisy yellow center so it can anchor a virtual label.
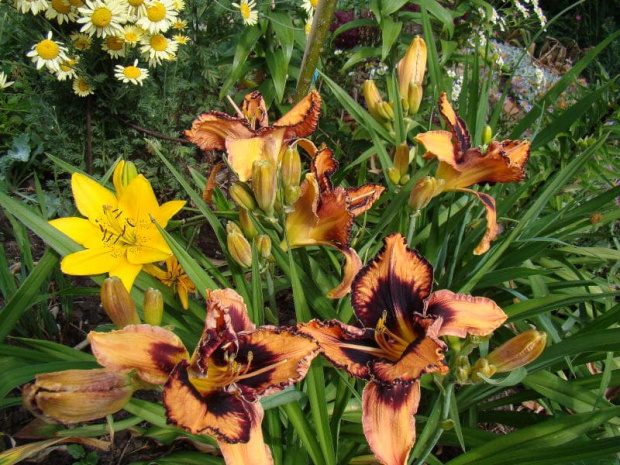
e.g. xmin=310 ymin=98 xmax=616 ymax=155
xmin=69 ymin=0 xmax=84 ymax=6
xmin=78 ymin=80 xmax=90 ymax=91
xmin=106 ymin=37 xmax=124 ymax=50
xmin=146 ymin=2 xmax=166 ymax=21
xmin=60 ymin=60 xmax=75 ymax=71
xmin=36 ymin=40 xmax=60 ymax=60
xmin=150 ymin=34 xmax=167 ymax=51
xmin=75 ymin=38 xmax=90 ymax=49
xmin=92 ymin=7 xmax=112 ymax=27
xmin=51 ymin=0 xmax=71 ymax=14
xmin=310 ymin=0 xmax=318 ymax=7
xmin=239 ymin=2 xmax=250 ymax=19
xmin=123 ymin=66 xmax=142 ymax=79
xmin=125 ymin=32 xmax=138 ymax=41
xmin=128 ymin=0 xmax=143 ymax=5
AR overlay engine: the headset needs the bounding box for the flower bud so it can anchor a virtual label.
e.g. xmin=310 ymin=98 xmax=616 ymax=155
xmin=239 ymin=207 xmax=258 ymax=239
xmin=284 ymin=184 xmax=301 ymax=206
xmin=398 ymin=36 xmax=427 ymax=100
xmin=229 ymin=181 xmax=257 ymax=211
xmin=227 ymin=222 xmax=252 ymax=268
xmin=399 ymin=174 xmax=410 ymax=185
xmin=394 ymin=142 xmax=411 ymax=177
xmin=485 ymin=330 xmax=547 ymax=373
xmin=281 ymin=146 xmax=302 ymax=188
xmin=256 ymin=234 xmax=272 ymax=260
xmin=387 ymin=166 xmax=401 ymax=185
xmin=470 ymin=358 xmax=497 ymax=383
xmin=408 ymin=176 xmax=445 ymax=211
xmin=455 ymin=366 xmax=471 ymax=385
xmin=407 ymin=82 xmax=423 ymax=115
xmin=101 ymin=277 xmax=141 ymax=328
xmin=363 ymin=80 xmax=388 ymax=123
xmin=482 ymin=125 xmax=493 ymax=145
xmin=113 ymin=160 xmax=138 ymax=196
xmin=143 ymin=288 xmax=164 ymax=325
xmin=252 ymin=160 xmax=277 ymax=214
xmin=22 ymin=369 xmax=139 ymax=424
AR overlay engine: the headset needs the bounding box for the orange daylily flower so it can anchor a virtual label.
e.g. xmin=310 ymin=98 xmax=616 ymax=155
xmin=144 ymin=256 xmax=197 ymax=309
xmin=186 ymin=90 xmax=322 ymax=181
xmin=414 ymin=92 xmax=530 ymax=254
xmin=299 ymin=233 xmax=506 ymax=465
xmin=89 ymin=289 xmax=319 ymax=464
xmin=283 ymin=147 xmax=385 ymax=298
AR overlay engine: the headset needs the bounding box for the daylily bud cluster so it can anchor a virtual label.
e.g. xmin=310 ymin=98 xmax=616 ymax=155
xmin=101 ymin=277 xmax=165 ymax=327
xmin=398 ymin=36 xmax=427 ymax=116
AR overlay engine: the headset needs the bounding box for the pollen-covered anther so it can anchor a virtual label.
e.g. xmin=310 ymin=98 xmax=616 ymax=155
xmin=373 ymin=311 xmax=408 ymax=361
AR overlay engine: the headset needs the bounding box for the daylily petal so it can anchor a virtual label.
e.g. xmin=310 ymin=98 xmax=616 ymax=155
xmin=127 ymin=245 xmax=171 ymax=265
xmin=185 ymin=112 xmax=255 ymax=151
xmin=242 ymin=91 xmax=269 ymax=128
xmin=233 ymin=327 xmax=319 ymax=401
xmin=155 ymin=200 xmax=186 ymax=226
xmin=226 ymin=137 xmax=267 ymax=182
xmin=415 ymin=130 xmax=457 ymax=167
xmin=163 ymin=360 xmax=252 ymax=442
xmin=117 ymin=175 xmax=160 ymax=224
xmin=313 ymin=188 xmax=353 ymax=247
xmin=346 ymin=184 xmax=385 ymax=217
xmin=370 ymin=317 xmax=447 ymax=384
xmin=206 ymin=288 xmax=256 ymax=334
xmin=108 ymin=260 xmax=143 ymax=291
xmin=217 ymin=403 xmax=273 ymax=465
xmin=297 ymin=320 xmax=377 ymax=380
xmin=362 ymin=381 xmax=421 ymax=465
xmin=326 ymin=246 xmax=363 ymax=299
xmin=71 ymin=173 xmax=118 ymax=221
xmin=352 ymin=233 xmax=432 ymax=341
xmin=60 ymin=248 xmax=124 ymax=276
xmin=48 ymin=217 xmax=101 ymax=248
xmin=89 ymin=324 xmax=189 ymax=385
xmin=437 ymin=92 xmax=471 ymax=158
xmin=311 ymin=147 xmax=338 ymax=193
xmin=271 ymin=90 xmax=321 ymax=140
xmin=459 ymin=189 xmax=498 ymax=255
xmin=425 ymin=289 xmax=506 ymax=338
xmin=283 ymin=174 xmax=320 ymax=248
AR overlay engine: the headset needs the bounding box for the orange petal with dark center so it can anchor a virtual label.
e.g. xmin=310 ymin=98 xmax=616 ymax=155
xmin=297 ymin=320 xmax=377 ymax=380
xmin=459 ymin=189 xmax=499 ymax=255
xmin=425 ymin=289 xmax=506 ymax=338
xmin=326 ymin=246 xmax=363 ymax=299
xmin=284 ymin=174 xmax=320 ymax=249
xmin=233 ymin=328 xmax=319 ymax=402
xmin=314 ymin=188 xmax=353 ymax=248
xmin=416 ymin=130 xmax=458 ymax=168
xmin=271 ymin=90 xmax=321 ymax=140
xmin=311 ymin=147 xmax=338 ymax=193
xmin=352 ymin=233 xmax=432 ymax=341
xmin=362 ymin=381 xmax=421 ymax=465
xmin=437 ymin=91 xmax=471 ymax=158
xmin=217 ymin=403 xmax=273 ymax=464
xmin=206 ymin=288 xmax=256 ymax=334
xmin=163 ymin=360 xmax=252 ymax=442
xmin=346 ymin=183 xmax=385 ymax=217
xmin=242 ymin=91 xmax=269 ymax=129
xmin=89 ymin=325 xmax=189 ymax=385
xmin=185 ymin=112 xmax=255 ymax=151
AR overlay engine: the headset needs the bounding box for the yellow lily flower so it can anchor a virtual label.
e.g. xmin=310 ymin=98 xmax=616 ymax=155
xmin=49 ymin=169 xmax=185 ymax=290
xmin=144 ymin=256 xmax=197 ymax=310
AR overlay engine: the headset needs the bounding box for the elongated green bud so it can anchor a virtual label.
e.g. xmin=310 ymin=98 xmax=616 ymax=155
xmin=238 ymin=207 xmax=258 ymax=239
xmin=482 ymin=125 xmax=493 ymax=145
xmin=281 ymin=146 xmax=302 ymax=188
xmin=256 ymin=234 xmax=272 ymax=260
xmin=408 ymin=176 xmax=445 ymax=211
xmin=407 ymin=82 xmax=423 ymax=115
xmin=252 ymin=160 xmax=277 ymax=214
xmin=363 ymin=79 xmax=387 ymax=123
xmin=227 ymin=222 xmax=252 ymax=268
xmin=284 ymin=184 xmax=301 ymax=206
xmin=387 ymin=166 xmax=401 ymax=185
xmin=229 ymin=181 xmax=257 ymax=211
xmin=394 ymin=143 xmax=410 ymax=177
xmin=486 ymin=330 xmax=547 ymax=373
xmin=143 ymin=288 xmax=164 ymax=326
xmin=101 ymin=277 xmax=141 ymax=328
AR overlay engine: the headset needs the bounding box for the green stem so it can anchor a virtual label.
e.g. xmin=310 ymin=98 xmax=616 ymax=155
xmin=406 ymin=212 xmax=419 ymax=244
xmin=293 ymin=0 xmax=339 ymax=102
xmin=415 ymin=383 xmax=454 ymax=465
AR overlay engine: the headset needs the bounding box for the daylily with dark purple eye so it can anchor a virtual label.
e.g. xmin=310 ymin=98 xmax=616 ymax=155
xmin=283 ymin=147 xmax=385 ymax=298
xmin=185 ymin=90 xmax=322 ymax=182
xmin=299 ymin=233 xmax=507 ymax=465
xmin=414 ymin=92 xmax=530 ymax=254
xmin=88 ymin=288 xmax=320 ymax=465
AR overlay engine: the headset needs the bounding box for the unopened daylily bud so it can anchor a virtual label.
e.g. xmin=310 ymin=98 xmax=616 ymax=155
xmin=482 ymin=125 xmax=493 ymax=145
xmin=407 ymin=82 xmax=423 ymax=115
xmin=252 ymin=160 xmax=277 ymax=214
xmin=408 ymin=176 xmax=445 ymax=211
xmin=113 ymin=160 xmax=138 ymax=196
xmin=399 ymin=174 xmax=410 ymax=185
xmin=456 ymin=366 xmax=471 ymax=385
xmin=284 ymin=184 xmax=301 ymax=206
xmin=101 ymin=277 xmax=141 ymax=328
xmin=143 ymin=288 xmax=164 ymax=325
xmin=485 ymin=330 xmax=547 ymax=373
xmin=227 ymin=222 xmax=252 ymax=268
xmin=394 ymin=143 xmax=410 ymax=177
xmin=470 ymin=358 xmax=497 ymax=383
xmin=22 ymin=369 xmax=139 ymax=424
xmin=256 ymin=234 xmax=272 ymax=260
xmin=363 ymin=80 xmax=388 ymax=123
xmin=281 ymin=146 xmax=302 ymax=188
xmin=229 ymin=181 xmax=257 ymax=211
xmin=398 ymin=36 xmax=427 ymax=100
xmin=380 ymin=101 xmax=395 ymax=121
xmin=238 ymin=207 xmax=258 ymax=239
xmin=387 ymin=166 xmax=401 ymax=185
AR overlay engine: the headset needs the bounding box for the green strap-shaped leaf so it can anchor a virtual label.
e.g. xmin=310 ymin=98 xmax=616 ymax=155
xmin=220 ymin=25 xmax=263 ymax=98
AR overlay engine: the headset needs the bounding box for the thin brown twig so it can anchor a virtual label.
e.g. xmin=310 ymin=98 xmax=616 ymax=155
xmin=113 ymin=114 xmax=191 ymax=144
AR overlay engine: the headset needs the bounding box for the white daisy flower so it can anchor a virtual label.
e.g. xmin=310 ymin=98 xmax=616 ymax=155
xmin=302 ymin=0 xmax=318 ymax=14
xmin=77 ymin=0 xmax=128 ymax=38
xmin=70 ymin=32 xmax=92 ymax=50
xmin=14 ymin=0 xmax=50 ymax=15
xmin=114 ymin=59 xmax=149 ymax=84
xmin=232 ymin=0 xmax=258 ymax=26
xmin=72 ymin=76 xmax=94 ymax=96
xmin=172 ymin=0 xmax=183 ymax=10
xmin=26 ymin=31 xmax=69 ymax=73
xmin=56 ymin=56 xmax=78 ymax=81
xmin=121 ymin=24 xmax=144 ymax=44
xmin=136 ymin=0 xmax=178 ymax=33
xmin=304 ymin=16 xmax=313 ymax=36
xmin=0 ymin=72 xmax=15 ymax=90
xmin=139 ymin=32 xmax=178 ymax=66
xmin=172 ymin=18 xmax=186 ymax=29
xmin=102 ymin=35 xmax=127 ymax=57
xmin=172 ymin=34 xmax=189 ymax=44
xmin=45 ymin=0 xmax=78 ymax=24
